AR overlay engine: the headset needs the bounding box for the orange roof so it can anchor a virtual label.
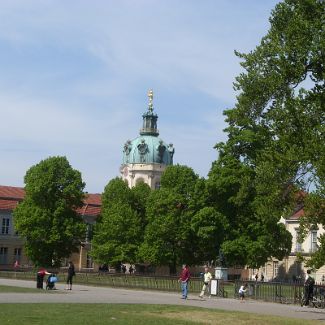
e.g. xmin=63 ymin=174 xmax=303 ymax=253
xmin=0 ymin=199 xmax=19 ymax=210
xmin=84 ymin=193 xmax=101 ymax=205
xmin=0 ymin=185 xmax=101 ymax=217
xmin=0 ymin=185 xmax=25 ymax=200
xmin=288 ymin=206 xmax=304 ymax=220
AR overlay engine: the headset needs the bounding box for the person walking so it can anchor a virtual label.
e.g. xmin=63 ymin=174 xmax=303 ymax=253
xmin=199 ymin=266 xmax=212 ymax=298
xmin=303 ymin=269 xmax=315 ymax=306
xmin=238 ymin=283 xmax=248 ymax=302
xmin=65 ymin=261 xmax=75 ymax=290
xmin=179 ymin=264 xmax=190 ymax=299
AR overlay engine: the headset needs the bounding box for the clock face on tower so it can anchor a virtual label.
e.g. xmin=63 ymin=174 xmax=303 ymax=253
xmin=123 ymin=167 xmax=128 ymax=177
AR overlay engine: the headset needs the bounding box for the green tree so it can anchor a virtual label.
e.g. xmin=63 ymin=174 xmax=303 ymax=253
xmin=207 ymin=155 xmax=292 ymax=268
xmin=139 ymin=188 xmax=188 ymax=274
xmin=139 ymin=165 xmax=227 ymax=273
xmin=91 ymin=178 xmax=150 ymax=266
xmin=209 ymin=0 xmax=325 ymax=267
xmin=14 ymin=156 xmax=86 ymax=267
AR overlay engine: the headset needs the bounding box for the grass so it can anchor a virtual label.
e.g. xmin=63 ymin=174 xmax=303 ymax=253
xmin=0 ymin=284 xmax=48 ymax=293
xmin=0 ymin=304 xmax=322 ymax=325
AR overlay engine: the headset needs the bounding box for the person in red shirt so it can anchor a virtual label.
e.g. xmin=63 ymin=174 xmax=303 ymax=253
xmin=36 ymin=268 xmax=50 ymax=289
xmin=179 ymin=264 xmax=190 ymax=299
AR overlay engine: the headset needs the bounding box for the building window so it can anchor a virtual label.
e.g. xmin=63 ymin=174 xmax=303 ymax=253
xmin=85 ymin=224 xmax=93 ymax=243
xmin=1 ymin=218 xmax=10 ymax=235
xmin=273 ymin=261 xmax=279 ymax=278
xmin=295 ymin=228 xmax=302 ymax=252
xmin=136 ymin=178 xmax=145 ymax=185
xmin=86 ymin=254 xmax=93 ymax=268
xmin=311 ymin=231 xmax=318 ymax=253
xmin=0 ymin=247 xmax=8 ymax=264
xmin=155 ymin=181 xmax=161 ymax=189
xmin=13 ymin=248 xmax=22 ymax=263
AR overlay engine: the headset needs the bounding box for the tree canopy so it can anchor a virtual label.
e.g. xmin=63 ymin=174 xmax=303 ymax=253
xmin=14 ymin=156 xmax=86 ymax=267
xmin=139 ymin=165 xmax=228 ymax=273
xmin=91 ymin=178 xmax=150 ymax=266
xmin=209 ymin=0 xmax=324 ymax=267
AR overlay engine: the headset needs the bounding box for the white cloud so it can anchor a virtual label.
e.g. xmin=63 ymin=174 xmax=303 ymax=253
xmin=0 ymin=0 xmax=279 ymax=192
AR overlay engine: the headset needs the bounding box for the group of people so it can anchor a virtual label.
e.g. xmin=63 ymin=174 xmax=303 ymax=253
xmin=178 ymin=264 xmax=212 ymax=300
xmin=180 ymin=264 xmax=252 ymax=301
xmin=36 ymin=261 xmax=75 ymax=290
xmin=121 ymin=264 xmax=135 ymax=274
xmin=179 ymin=265 xmax=316 ymax=304
xmin=253 ymin=273 xmax=265 ymax=282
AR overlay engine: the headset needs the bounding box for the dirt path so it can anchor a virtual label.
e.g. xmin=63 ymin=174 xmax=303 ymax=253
xmin=0 ymin=278 xmax=324 ymax=321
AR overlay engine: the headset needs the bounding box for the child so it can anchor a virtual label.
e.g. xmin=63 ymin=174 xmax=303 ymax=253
xmin=239 ymin=283 xmax=248 ymax=302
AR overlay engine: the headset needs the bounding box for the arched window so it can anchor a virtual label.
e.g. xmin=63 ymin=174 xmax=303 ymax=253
xmin=136 ymin=178 xmax=145 ymax=185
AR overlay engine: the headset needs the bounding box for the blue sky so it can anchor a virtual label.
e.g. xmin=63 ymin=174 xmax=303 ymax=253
xmin=0 ymin=0 xmax=279 ymax=193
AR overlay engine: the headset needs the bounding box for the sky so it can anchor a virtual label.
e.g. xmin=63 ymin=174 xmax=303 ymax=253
xmin=0 ymin=0 xmax=279 ymax=194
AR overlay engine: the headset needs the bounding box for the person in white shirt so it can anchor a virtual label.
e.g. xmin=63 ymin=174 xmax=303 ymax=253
xmin=239 ymin=283 xmax=248 ymax=302
xmin=199 ymin=266 xmax=212 ymax=298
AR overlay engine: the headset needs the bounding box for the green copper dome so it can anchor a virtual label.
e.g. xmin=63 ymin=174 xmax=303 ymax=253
xmin=122 ymin=90 xmax=175 ymax=165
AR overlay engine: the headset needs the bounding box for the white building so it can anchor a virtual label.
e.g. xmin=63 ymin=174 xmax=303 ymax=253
xmin=251 ymin=205 xmax=325 ymax=283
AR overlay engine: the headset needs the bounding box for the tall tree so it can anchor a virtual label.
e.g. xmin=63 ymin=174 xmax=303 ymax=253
xmin=14 ymin=156 xmax=86 ymax=267
xmin=207 ymin=155 xmax=292 ymax=268
xmin=139 ymin=165 xmax=227 ymax=273
xmin=91 ymin=178 xmax=150 ymax=266
xmin=210 ymin=0 xmax=325 ymax=267
xmin=139 ymin=188 xmax=188 ymax=274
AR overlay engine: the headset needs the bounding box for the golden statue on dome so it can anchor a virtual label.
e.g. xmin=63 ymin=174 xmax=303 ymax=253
xmin=148 ymin=89 xmax=154 ymax=112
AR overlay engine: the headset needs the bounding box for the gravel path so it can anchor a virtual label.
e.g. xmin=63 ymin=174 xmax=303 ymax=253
xmin=1 ymin=278 xmax=325 ymax=321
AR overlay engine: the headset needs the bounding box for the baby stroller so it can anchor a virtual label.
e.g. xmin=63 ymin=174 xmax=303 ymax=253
xmin=46 ymin=274 xmax=58 ymax=290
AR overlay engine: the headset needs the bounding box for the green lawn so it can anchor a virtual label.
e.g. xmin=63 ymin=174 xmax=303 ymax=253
xmin=0 ymin=284 xmax=63 ymax=294
xmin=0 ymin=304 xmax=321 ymax=325
xmin=0 ymin=284 xmax=47 ymax=293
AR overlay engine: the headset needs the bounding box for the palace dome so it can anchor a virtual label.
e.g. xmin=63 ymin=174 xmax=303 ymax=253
xmin=122 ymin=90 xmax=174 ymax=166
xmin=122 ymin=134 xmax=174 ymax=165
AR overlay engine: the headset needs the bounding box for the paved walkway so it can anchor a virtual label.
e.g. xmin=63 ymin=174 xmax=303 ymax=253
xmin=1 ymin=278 xmax=325 ymax=321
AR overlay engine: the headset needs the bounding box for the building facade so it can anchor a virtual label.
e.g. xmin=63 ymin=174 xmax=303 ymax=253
xmin=250 ymin=206 xmax=325 ymax=283
xmin=0 ymin=185 xmax=101 ymax=271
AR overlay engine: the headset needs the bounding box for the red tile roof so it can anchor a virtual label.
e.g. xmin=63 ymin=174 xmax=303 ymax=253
xmin=0 ymin=199 xmax=19 ymax=210
xmin=84 ymin=193 xmax=101 ymax=205
xmin=288 ymin=206 xmax=304 ymax=220
xmin=0 ymin=185 xmax=25 ymax=200
xmin=0 ymin=185 xmax=101 ymax=217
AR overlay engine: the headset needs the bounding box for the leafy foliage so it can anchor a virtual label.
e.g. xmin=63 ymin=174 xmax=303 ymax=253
xmin=139 ymin=165 xmax=228 ymax=273
xmin=14 ymin=156 xmax=86 ymax=267
xmin=91 ymin=178 xmax=150 ymax=265
xmin=205 ymin=0 xmax=325 ymax=267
